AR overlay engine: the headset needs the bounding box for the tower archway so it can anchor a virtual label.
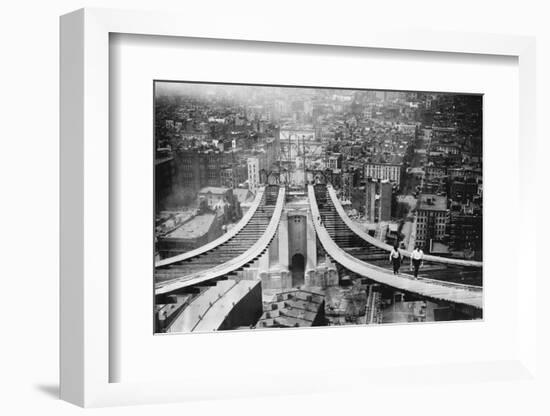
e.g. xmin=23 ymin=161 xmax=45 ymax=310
xmin=287 ymin=213 xmax=307 ymax=286
xmin=291 ymin=253 xmax=305 ymax=287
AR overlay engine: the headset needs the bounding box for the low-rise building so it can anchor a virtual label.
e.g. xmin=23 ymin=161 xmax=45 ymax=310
xmin=157 ymin=212 xmax=224 ymax=258
xmin=327 ymin=153 xmax=343 ymax=170
xmin=198 ymin=186 xmax=233 ymax=210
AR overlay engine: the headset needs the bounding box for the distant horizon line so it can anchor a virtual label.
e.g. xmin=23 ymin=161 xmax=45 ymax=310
xmin=153 ymin=79 xmax=484 ymax=98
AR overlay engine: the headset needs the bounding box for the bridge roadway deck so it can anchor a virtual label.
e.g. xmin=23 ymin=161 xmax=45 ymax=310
xmin=156 ymin=187 xmax=266 ymax=267
xmin=309 ymin=185 xmax=482 ymax=309
xmin=193 ymin=280 xmax=259 ymax=333
xmin=155 ymin=187 xmax=286 ymax=295
xmin=166 ymin=279 xmax=259 ymax=333
xmin=326 ymin=184 xmax=482 ymax=268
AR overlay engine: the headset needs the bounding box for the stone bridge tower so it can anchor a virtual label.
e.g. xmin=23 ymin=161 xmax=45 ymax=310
xmin=257 ymin=192 xmax=338 ymax=291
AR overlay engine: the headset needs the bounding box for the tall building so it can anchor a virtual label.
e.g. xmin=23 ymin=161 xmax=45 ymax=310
xmin=247 ymin=156 xmax=266 ymax=193
xmin=263 ymin=137 xmax=279 ymax=168
xmin=220 ymin=164 xmax=247 ymax=188
xmin=155 ymin=155 xmax=175 ymax=212
xmin=449 ymin=180 xmax=479 ymax=204
xmin=364 ymin=161 xmax=401 ymax=185
xmin=415 ymin=194 xmax=449 ymax=251
xmin=174 ymin=148 xmax=246 ymax=192
xmin=175 ymin=149 xmax=223 ymax=191
xmin=365 ymin=179 xmax=392 ymax=222
xmin=447 ymin=211 xmax=482 ymax=260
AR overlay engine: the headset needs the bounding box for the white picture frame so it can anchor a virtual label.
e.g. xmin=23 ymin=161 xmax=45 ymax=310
xmin=60 ymin=7 xmax=538 ymax=407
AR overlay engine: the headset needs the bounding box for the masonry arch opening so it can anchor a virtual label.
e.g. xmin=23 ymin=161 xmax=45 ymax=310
xmin=291 ymin=253 xmax=305 ymax=287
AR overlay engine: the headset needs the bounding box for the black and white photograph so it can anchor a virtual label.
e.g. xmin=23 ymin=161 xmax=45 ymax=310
xmin=4 ymin=0 xmax=547 ymax=412
xmin=153 ymin=82 xmax=483 ymax=334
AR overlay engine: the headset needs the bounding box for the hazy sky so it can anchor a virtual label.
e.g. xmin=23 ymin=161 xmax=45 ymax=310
xmin=155 ymin=81 xmax=358 ymax=100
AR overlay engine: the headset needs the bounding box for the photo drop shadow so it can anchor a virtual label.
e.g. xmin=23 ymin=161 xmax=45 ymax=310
xmin=34 ymin=383 xmax=59 ymax=399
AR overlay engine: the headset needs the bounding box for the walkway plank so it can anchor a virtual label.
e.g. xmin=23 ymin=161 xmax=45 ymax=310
xmin=309 ymin=185 xmax=482 ymax=309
